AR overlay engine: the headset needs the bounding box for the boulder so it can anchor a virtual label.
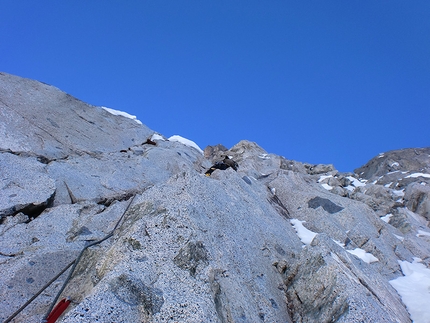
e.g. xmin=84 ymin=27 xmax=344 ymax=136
xmin=404 ymin=183 xmax=430 ymax=220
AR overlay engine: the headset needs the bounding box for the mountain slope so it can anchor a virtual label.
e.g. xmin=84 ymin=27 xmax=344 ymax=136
xmin=1 ymin=72 xmax=429 ymax=323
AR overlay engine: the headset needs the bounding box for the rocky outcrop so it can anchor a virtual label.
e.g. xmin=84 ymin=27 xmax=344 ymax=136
xmin=1 ymin=73 xmax=429 ymax=322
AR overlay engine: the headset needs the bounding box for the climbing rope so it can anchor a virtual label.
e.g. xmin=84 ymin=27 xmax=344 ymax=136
xmin=41 ymin=194 xmax=136 ymax=322
xmin=3 ymin=194 xmax=136 ymax=323
xmin=3 ymin=260 xmax=75 ymax=323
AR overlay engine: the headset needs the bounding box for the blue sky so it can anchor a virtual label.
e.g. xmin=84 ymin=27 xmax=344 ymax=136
xmin=2 ymin=1 xmax=429 ymax=172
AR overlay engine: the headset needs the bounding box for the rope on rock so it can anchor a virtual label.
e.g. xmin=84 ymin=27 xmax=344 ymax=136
xmin=3 ymin=260 xmax=75 ymax=323
xmin=41 ymin=194 xmax=137 ymax=322
xmin=2 ymin=194 xmax=137 ymax=323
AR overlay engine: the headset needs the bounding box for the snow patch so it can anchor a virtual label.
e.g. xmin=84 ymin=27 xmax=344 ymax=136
xmin=405 ymin=173 xmax=430 ymax=179
xmin=389 ymin=258 xmax=430 ymax=323
xmin=168 ymin=135 xmax=203 ymax=153
xmin=347 ymin=248 xmax=379 ymax=264
xmin=151 ymin=133 xmax=165 ymax=141
xmin=394 ymin=234 xmax=404 ymax=241
xmin=346 ymin=176 xmax=366 ymax=187
xmin=102 ymin=107 xmax=142 ymax=124
xmin=333 ymin=239 xmax=345 ymax=248
xmin=380 ymin=213 xmax=393 ymax=223
xmin=321 ymin=183 xmax=333 ymax=191
xmin=258 ymin=154 xmax=271 ymax=160
xmin=290 ymin=219 xmax=317 ymax=245
xmin=393 ymin=189 xmax=405 ymax=197
xmin=417 ymin=230 xmax=430 ymax=238
xmin=318 ymin=175 xmax=333 ymax=183
xmin=332 ymin=239 xmax=379 ymax=264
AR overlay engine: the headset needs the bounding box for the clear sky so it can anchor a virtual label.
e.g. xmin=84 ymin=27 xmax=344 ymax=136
xmin=1 ymin=1 xmax=429 ymax=172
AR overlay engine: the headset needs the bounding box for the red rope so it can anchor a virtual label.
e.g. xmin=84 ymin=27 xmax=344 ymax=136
xmin=46 ymin=298 xmax=71 ymax=323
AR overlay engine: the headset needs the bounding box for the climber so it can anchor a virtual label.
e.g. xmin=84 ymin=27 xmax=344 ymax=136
xmin=205 ymin=156 xmax=239 ymax=176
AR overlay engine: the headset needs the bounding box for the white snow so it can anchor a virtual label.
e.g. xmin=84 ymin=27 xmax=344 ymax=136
xmin=417 ymin=230 xmax=430 ymax=238
xmin=318 ymin=175 xmax=333 ymax=183
xmin=290 ymin=219 xmax=317 ymax=245
xmin=390 ymin=162 xmax=400 ymax=167
xmin=168 ymin=135 xmax=203 ymax=154
xmin=345 ymin=185 xmax=355 ymax=192
xmin=384 ymin=182 xmax=393 ymax=188
xmin=389 ymin=258 xmax=430 ymax=323
xmin=318 ymin=175 xmax=334 ymax=190
xmin=394 ymin=234 xmax=405 ymax=241
xmin=393 ymin=189 xmax=405 ymax=197
xmin=333 ymin=239 xmax=345 ymax=247
xmin=332 ymin=239 xmax=379 ymax=264
xmin=101 ymin=107 xmax=142 ymax=124
xmin=380 ymin=213 xmax=393 ymax=223
xmin=346 ymin=176 xmax=366 ymax=187
xmin=151 ymin=133 xmax=165 ymax=141
xmin=321 ymin=183 xmax=333 ymax=191
xmin=258 ymin=154 xmax=271 ymax=160
xmin=347 ymin=248 xmax=379 ymax=264
xmin=405 ymin=173 xmax=430 ymax=179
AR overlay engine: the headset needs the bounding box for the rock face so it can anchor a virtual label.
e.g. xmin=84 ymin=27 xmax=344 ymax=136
xmin=1 ymin=72 xmax=429 ymax=322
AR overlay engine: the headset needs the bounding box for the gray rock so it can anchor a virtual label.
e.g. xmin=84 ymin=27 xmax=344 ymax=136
xmin=355 ymin=147 xmax=430 ymax=180
xmin=404 ymin=182 xmax=430 ymax=220
xmin=2 ymin=73 xmax=429 ymax=323
xmin=0 ymin=72 xmax=153 ymax=160
xmin=0 ymin=153 xmax=55 ymax=218
xmin=304 ymin=163 xmax=336 ymax=175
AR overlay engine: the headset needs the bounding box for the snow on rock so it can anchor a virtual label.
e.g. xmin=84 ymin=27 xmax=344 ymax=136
xmin=380 ymin=213 xmax=393 ymax=223
xmin=346 ymin=248 xmax=379 ymax=264
xmin=321 ymin=183 xmax=333 ymax=191
xmin=318 ymin=175 xmax=332 ymax=183
xmin=258 ymin=153 xmax=271 ymax=160
xmin=405 ymin=173 xmax=430 ymax=179
xmin=346 ymin=176 xmax=366 ymax=187
xmin=394 ymin=234 xmax=405 ymax=241
xmin=101 ymin=107 xmax=143 ymax=124
xmin=417 ymin=230 xmax=430 ymax=238
xmin=290 ymin=219 xmax=317 ymax=245
xmin=393 ymin=189 xmax=405 ymax=197
xmin=151 ymin=133 xmax=165 ymax=141
xmin=168 ymin=135 xmax=203 ymax=153
xmin=389 ymin=258 xmax=430 ymax=323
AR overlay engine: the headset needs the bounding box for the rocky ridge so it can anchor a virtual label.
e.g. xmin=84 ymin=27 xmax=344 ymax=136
xmin=1 ymin=72 xmax=429 ymax=322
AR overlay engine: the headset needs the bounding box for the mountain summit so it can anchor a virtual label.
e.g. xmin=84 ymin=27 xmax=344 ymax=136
xmin=1 ymin=72 xmax=429 ymax=323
